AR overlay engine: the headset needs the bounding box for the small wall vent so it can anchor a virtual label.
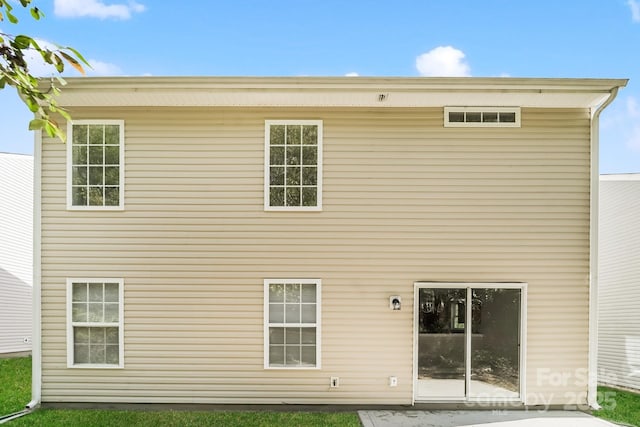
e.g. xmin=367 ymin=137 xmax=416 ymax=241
xmin=444 ymin=107 xmax=521 ymax=127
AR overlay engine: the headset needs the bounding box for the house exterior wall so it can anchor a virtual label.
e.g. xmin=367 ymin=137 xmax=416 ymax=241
xmin=39 ymin=106 xmax=592 ymax=405
xmin=0 ymin=153 xmax=33 ymax=354
xmin=598 ymin=175 xmax=640 ymax=391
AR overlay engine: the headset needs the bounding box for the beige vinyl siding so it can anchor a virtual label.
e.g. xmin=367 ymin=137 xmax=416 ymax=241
xmin=40 ymin=107 xmax=591 ymax=404
xmin=598 ymin=177 xmax=640 ymax=391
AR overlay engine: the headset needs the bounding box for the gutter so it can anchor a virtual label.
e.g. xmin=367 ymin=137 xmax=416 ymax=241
xmin=587 ymin=84 xmax=624 ymax=409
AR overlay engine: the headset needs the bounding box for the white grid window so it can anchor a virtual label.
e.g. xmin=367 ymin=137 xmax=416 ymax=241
xmin=444 ymin=107 xmax=521 ymax=127
xmin=264 ymin=279 xmax=321 ymax=369
xmin=67 ymin=279 xmax=124 ymax=368
xmin=265 ymin=120 xmax=322 ymax=211
xmin=67 ymin=120 xmax=124 ymax=209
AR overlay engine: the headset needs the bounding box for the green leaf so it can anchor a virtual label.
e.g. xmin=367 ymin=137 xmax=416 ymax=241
xmin=14 ymin=35 xmax=32 ymax=50
xmin=30 ymin=7 xmax=41 ymax=20
xmin=66 ymin=47 xmax=90 ymax=67
xmin=59 ymin=51 xmax=85 ymax=75
xmin=29 ymin=118 xmax=47 ymax=131
xmin=24 ymin=96 xmax=40 ymax=112
xmin=53 ymin=54 xmax=65 ymax=73
xmin=7 ymin=10 xmax=18 ymax=24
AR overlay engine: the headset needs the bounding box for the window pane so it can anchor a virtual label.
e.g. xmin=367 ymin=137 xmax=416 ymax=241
xmin=483 ymin=112 xmax=498 ymax=123
xmin=89 ymin=167 xmax=104 ymax=185
xmin=72 ymin=303 xmax=87 ymax=322
xmin=270 ymin=146 xmax=285 ymax=165
xmin=285 ymin=284 xmax=301 ymax=303
xmin=90 ymin=344 xmax=106 ymax=364
xmin=269 ymin=284 xmax=284 ymax=302
xmin=89 ymin=146 xmax=104 ymax=164
xmin=104 ymin=187 xmax=120 ymax=206
xmin=286 ymin=146 xmax=301 ymax=165
xmin=89 ymin=283 xmax=103 ymax=302
xmin=106 ymin=345 xmax=119 ymax=365
xmin=301 ymin=327 xmax=316 ymax=344
xmin=302 ymin=125 xmax=317 ymax=145
xmin=285 ymin=346 xmax=301 ymax=365
xmin=74 ymin=327 xmax=89 ymax=344
xmin=104 ymin=125 xmax=119 ymax=145
xmin=500 ymin=112 xmax=516 ymax=123
xmin=72 ymin=166 xmax=88 ymax=185
xmin=269 ymin=327 xmax=284 ymax=344
xmin=269 ymin=346 xmax=284 ymax=366
xmin=286 ymin=125 xmax=301 ymax=145
xmin=286 ymin=167 xmax=300 ymax=185
xmin=269 ymin=303 xmax=284 ymax=323
xmin=270 ymin=187 xmax=285 ymax=207
xmin=301 ymin=167 xmax=317 ymax=186
xmin=285 ymin=327 xmax=301 ymax=344
xmin=270 ymin=167 xmax=284 ymax=186
xmin=74 ymin=345 xmax=89 ymax=364
xmin=104 ymin=146 xmax=119 ymax=165
xmin=72 ymin=145 xmax=87 ymax=164
xmin=73 ymin=125 xmax=88 ymax=145
xmin=285 ymin=304 xmax=300 ymax=323
xmin=449 ymin=112 xmax=465 ymax=123
xmin=104 ymin=167 xmax=119 ymax=185
xmin=466 ymin=112 xmax=481 ymax=122
xmin=92 ymin=328 xmax=106 ymax=344
xmin=88 ymin=303 xmax=104 ymax=322
xmin=270 ymin=125 xmax=285 ymax=145
xmin=104 ymin=303 xmax=119 ymax=322
xmin=104 ymin=283 xmax=119 ymax=302
xmin=72 ymin=187 xmax=87 ymax=205
xmin=88 ymin=187 xmax=104 ymax=206
xmin=301 ymin=304 xmax=316 ymax=323
xmin=72 ymin=283 xmax=87 ymax=302
xmin=301 ymin=284 xmax=316 ymax=303
xmin=286 ymin=188 xmax=301 ymax=206
xmin=302 ymin=147 xmax=317 ymax=165
xmin=301 ymin=346 xmax=316 ymax=366
xmin=89 ymin=125 xmax=104 ymax=145
xmin=105 ymin=327 xmax=119 ymax=344
xmin=301 ymin=188 xmax=317 ymax=207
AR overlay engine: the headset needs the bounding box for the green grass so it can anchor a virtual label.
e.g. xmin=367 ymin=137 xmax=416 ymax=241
xmin=594 ymin=386 xmax=640 ymax=427
xmin=1 ymin=357 xmax=360 ymax=426
xmin=0 ymin=356 xmax=32 ymax=415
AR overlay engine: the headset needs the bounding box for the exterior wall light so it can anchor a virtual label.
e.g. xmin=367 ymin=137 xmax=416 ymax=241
xmin=390 ymin=296 xmax=402 ymax=311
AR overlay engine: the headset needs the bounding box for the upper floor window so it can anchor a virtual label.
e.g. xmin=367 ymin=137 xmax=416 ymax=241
xmin=67 ymin=121 xmax=124 ymax=210
xmin=444 ymin=107 xmax=521 ymax=127
xmin=265 ymin=120 xmax=322 ymax=211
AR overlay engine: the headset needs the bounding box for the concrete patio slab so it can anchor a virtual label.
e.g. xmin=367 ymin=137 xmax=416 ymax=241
xmin=358 ymin=410 xmax=620 ymax=427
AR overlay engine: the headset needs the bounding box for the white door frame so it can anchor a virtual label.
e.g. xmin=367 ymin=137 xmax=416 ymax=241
xmin=412 ymin=282 xmax=527 ymax=404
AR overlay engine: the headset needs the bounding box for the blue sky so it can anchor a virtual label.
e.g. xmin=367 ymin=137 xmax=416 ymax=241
xmin=1 ymin=0 xmax=639 ymax=173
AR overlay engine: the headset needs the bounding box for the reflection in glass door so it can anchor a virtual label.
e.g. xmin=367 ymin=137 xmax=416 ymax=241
xmin=415 ymin=284 xmax=523 ymax=401
xmin=417 ymin=288 xmax=467 ymax=398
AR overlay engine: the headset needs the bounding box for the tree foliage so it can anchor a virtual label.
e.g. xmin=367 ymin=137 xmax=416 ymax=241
xmin=0 ymin=0 xmax=89 ymax=141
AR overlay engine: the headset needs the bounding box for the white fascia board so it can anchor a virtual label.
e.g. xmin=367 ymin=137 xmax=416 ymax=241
xmin=53 ymin=77 xmax=628 ymax=109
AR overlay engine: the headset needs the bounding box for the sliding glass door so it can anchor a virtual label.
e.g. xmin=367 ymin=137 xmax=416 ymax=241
xmin=415 ymin=283 xmax=524 ymax=402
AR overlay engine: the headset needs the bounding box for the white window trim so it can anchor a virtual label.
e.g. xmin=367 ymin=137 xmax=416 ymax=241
xmin=264 ymin=120 xmax=323 ymax=212
xmin=66 ymin=278 xmax=125 ymax=369
xmin=66 ymin=120 xmax=125 ymax=211
xmin=264 ymin=278 xmax=322 ymax=370
xmin=412 ymin=282 xmax=527 ymax=404
xmin=444 ymin=107 xmax=521 ymax=127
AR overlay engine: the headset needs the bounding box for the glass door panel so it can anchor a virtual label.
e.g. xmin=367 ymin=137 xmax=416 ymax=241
xmin=469 ymin=288 xmax=521 ymax=399
xmin=417 ymin=288 xmax=466 ymax=399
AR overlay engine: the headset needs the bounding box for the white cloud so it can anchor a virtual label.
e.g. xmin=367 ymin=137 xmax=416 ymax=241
xmin=54 ymin=0 xmax=146 ymax=20
xmin=626 ymin=126 xmax=640 ymax=151
xmin=87 ymin=59 xmax=122 ymax=76
xmin=345 ymin=72 xmax=359 ymax=77
xmin=627 ymin=96 xmax=640 ymax=117
xmin=416 ymin=46 xmax=471 ymax=77
xmin=628 ymin=0 xmax=640 ymax=22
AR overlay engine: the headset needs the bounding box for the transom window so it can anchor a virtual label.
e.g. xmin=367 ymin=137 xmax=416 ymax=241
xmin=265 ymin=120 xmax=322 ymax=211
xmin=67 ymin=120 xmax=124 ymax=209
xmin=444 ymin=107 xmax=521 ymax=127
xmin=264 ymin=279 xmax=321 ymax=369
xmin=67 ymin=279 xmax=124 ymax=368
